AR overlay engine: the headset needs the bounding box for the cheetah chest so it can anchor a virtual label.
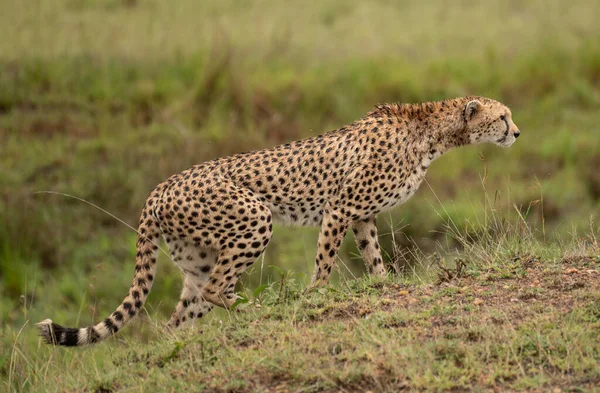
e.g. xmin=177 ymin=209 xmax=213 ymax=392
xmin=374 ymin=161 xmax=430 ymax=213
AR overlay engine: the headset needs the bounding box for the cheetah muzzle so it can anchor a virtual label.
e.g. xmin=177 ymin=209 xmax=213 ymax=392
xmin=38 ymin=96 xmax=520 ymax=346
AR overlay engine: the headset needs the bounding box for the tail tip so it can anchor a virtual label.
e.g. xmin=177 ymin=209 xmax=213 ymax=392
xmin=36 ymin=319 xmax=58 ymax=345
xmin=37 ymin=318 xmax=53 ymax=326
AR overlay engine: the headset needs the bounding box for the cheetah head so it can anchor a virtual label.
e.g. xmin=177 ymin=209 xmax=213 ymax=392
xmin=463 ymin=99 xmax=520 ymax=147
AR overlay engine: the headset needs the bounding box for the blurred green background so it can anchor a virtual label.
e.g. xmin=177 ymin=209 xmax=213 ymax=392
xmin=1 ymin=0 xmax=599 ymax=356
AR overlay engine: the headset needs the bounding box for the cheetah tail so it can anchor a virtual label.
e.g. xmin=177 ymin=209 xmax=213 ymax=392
xmin=37 ymin=205 xmax=161 ymax=347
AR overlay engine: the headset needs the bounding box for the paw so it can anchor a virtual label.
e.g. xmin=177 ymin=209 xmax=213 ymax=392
xmin=202 ymin=292 xmax=238 ymax=309
xmin=166 ymin=318 xmax=182 ymax=331
xmin=229 ymin=298 xmax=251 ymax=312
xmin=303 ymin=280 xmax=326 ymax=295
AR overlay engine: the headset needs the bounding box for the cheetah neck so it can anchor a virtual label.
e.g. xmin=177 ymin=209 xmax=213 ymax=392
xmin=370 ymin=98 xmax=470 ymax=167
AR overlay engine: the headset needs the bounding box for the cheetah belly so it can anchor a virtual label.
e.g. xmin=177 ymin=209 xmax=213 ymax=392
xmin=268 ymin=202 xmax=324 ymax=227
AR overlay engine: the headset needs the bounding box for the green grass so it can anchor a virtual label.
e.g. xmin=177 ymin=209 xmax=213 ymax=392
xmin=1 ymin=0 xmax=600 ymax=391
xmin=4 ymin=232 xmax=600 ymax=392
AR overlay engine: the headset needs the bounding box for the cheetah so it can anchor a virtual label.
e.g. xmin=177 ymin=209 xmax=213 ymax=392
xmin=38 ymin=96 xmax=520 ymax=346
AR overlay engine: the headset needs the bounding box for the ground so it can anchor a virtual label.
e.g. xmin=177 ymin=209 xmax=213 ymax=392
xmin=5 ymin=232 xmax=600 ymax=392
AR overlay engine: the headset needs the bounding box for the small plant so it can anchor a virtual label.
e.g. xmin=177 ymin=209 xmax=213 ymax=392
xmin=158 ymin=341 xmax=185 ymax=368
xmin=435 ymin=254 xmax=468 ymax=285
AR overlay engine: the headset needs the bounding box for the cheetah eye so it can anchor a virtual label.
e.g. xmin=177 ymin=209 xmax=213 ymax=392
xmin=500 ymin=115 xmax=506 ymax=121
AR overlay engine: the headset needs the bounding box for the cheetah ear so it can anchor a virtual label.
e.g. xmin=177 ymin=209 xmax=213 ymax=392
xmin=464 ymin=100 xmax=482 ymax=122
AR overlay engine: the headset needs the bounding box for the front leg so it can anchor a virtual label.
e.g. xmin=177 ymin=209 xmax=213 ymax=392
xmin=352 ymin=217 xmax=386 ymax=277
xmin=306 ymin=208 xmax=349 ymax=292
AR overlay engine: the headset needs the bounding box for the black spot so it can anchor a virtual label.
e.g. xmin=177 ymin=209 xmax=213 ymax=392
xmin=87 ymin=327 xmax=101 ymax=344
xmin=104 ymin=318 xmax=118 ymax=333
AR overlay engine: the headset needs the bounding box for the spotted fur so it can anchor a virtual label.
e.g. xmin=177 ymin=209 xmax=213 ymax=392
xmin=38 ymin=96 xmax=520 ymax=346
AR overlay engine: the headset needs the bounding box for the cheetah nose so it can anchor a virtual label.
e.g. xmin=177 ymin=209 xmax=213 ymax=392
xmin=513 ymin=130 xmax=520 ymax=138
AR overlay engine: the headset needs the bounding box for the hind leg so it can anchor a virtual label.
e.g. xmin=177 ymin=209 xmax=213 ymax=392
xmin=202 ymin=242 xmax=271 ymax=309
xmin=201 ymin=195 xmax=273 ymax=309
xmin=167 ymin=276 xmax=214 ymax=328
xmin=165 ymin=240 xmax=216 ymax=328
xmin=160 ymin=178 xmax=273 ymax=310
